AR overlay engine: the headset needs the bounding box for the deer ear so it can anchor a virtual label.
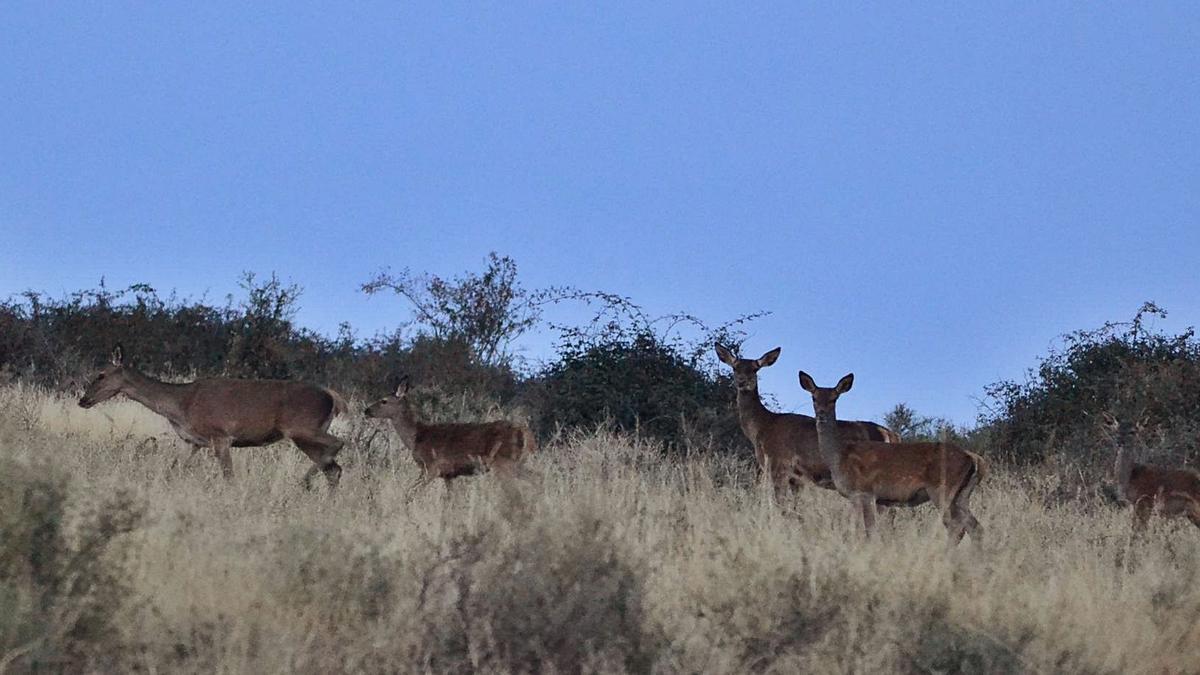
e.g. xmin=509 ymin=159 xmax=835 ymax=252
xmin=395 ymin=377 xmax=410 ymax=397
xmin=798 ymin=371 xmax=817 ymax=393
xmin=1100 ymin=411 xmax=1118 ymax=428
xmin=714 ymin=344 xmax=737 ymax=366
xmin=835 ymin=373 xmax=854 ymax=394
xmin=111 ymin=344 xmax=124 ymax=366
xmin=757 ymin=347 xmax=781 ymax=368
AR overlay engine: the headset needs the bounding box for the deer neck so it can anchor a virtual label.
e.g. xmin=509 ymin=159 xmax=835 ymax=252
xmin=390 ymin=401 xmax=421 ymax=451
xmin=735 ymin=385 xmax=774 ymax=438
xmin=1114 ymin=437 xmax=1135 ymax=501
xmin=120 ymin=369 xmax=192 ymax=427
xmin=814 ymin=409 xmax=847 ymax=485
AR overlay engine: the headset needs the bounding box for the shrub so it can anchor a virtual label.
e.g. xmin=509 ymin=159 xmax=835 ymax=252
xmin=0 ymin=459 xmax=144 ymax=672
xmin=532 ymin=329 xmax=740 ymax=451
xmin=980 ymin=302 xmax=1200 ymax=465
xmin=414 ymin=505 xmax=658 ymax=673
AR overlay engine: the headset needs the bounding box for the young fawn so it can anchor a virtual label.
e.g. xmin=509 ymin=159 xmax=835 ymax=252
xmin=364 ymin=378 xmax=537 ymax=493
xmin=1101 ymin=411 xmax=1200 ymax=530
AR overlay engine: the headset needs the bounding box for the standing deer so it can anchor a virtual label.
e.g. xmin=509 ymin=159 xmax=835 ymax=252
xmin=364 ymin=378 xmax=537 ymax=492
xmin=78 ymin=346 xmax=347 ymax=488
xmin=799 ymin=371 xmax=984 ymax=545
xmin=715 ymin=344 xmax=899 ymax=497
xmin=1101 ymin=411 xmax=1200 ymax=530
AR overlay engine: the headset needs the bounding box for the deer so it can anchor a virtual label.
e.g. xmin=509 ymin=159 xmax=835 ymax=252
xmin=363 ymin=377 xmax=538 ymax=493
xmin=78 ymin=346 xmax=348 ymax=489
xmin=799 ymin=371 xmax=985 ymax=546
xmin=715 ymin=344 xmax=899 ymax=497
xmin=1101 ymin=411 xmax=1200 ymax=531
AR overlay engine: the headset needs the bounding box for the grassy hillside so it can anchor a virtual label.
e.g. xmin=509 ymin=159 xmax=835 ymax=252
xmin=2 ymin=385 xmax=1198 ymax=673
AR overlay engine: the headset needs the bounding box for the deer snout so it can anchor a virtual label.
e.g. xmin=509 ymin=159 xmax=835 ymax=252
xmin=78 ymin=396 xmax=95 ymax=409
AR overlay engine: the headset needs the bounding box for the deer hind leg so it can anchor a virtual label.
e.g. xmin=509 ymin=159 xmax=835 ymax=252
xmin=294 ymin=432 xmax=345 ymax=490
xmin=946 ymin=467 xmax=984 ymax=548
xmin=1187 ymin=501 xmax=1200 ymax=529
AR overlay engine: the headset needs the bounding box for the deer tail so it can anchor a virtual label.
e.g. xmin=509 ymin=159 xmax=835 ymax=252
xmin=948 ymin=449 xmax=988 ymax=507
xmin=324 ymin=388 xmax=349 ymax=418
xmin=963 ymin=450 xmax=989 ymax=480
xmin=520 ymin=425 xmax=539 ymax=457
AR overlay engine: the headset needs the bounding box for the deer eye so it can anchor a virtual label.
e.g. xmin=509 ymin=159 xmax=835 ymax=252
xmin=96 ymin=374 xmax=105 ymax=380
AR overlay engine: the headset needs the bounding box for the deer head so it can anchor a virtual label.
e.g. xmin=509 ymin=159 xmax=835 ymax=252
xmin=364 ymin=377 xmax=412 ymax=419
xmin=715 ymin=344 xmax=781 ymax=393
xmin=798 ymin=371 xmax=855 ymax=423
xmin=1099 ymin=410 xmax=1152 ymax=447
xmin=78 ymin=345 xmax=131 ymax=409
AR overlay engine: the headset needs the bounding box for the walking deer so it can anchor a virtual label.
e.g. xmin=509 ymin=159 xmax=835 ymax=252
xmin=715 ymin=344 xmax=898 ymax=497
xmin=78 ymin=346 xmax=347 ymax=488
xmin=364 ymin=378 xmax=537 ymax=492
xmin=799 ymin=371 xmax=984 ymax=545
xmin=1101 ymin=411 xmax=1200 ymax=530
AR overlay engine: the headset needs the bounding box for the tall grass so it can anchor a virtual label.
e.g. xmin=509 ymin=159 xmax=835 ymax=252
xmin=1 ymin=385 xmax=1198 ymax=673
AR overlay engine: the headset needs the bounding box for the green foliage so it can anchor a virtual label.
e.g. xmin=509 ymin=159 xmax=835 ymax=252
xmin=535 ymin=329 xmax=740 ymax=450
xmin=362 ymin=252 xmax=541 ymax=368
xmin=223 ymin=272 xmax=304 ymax=379
xmin=981 ymin=302 xmax=1200 ymax=464
xmin=883 ymin=402 xmax=965 ymax=443
xmin=530 ymin=291 xmax=765 ymax=451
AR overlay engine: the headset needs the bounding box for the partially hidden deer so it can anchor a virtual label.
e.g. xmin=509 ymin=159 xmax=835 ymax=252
xmin=799 ymin=371 xmax=985 ymax=545
xmin=78 ymin=346 xmax=347 ymax=488
xmin=715 ymin=344 xmax=899 ymax=497
xmin=1102 ymin=411 xmax=1200 ymax=530
xmin=364 ymin=378 xmax=537 ymax=492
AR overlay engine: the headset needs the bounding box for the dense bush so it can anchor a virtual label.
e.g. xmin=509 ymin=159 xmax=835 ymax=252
xmin=980 ymin=302 xmax=1200 ymax=465
xmin=531 ymin=329 xmax=740 ymax=451
xmin=0 ymin=273 xmax=517 ymax=402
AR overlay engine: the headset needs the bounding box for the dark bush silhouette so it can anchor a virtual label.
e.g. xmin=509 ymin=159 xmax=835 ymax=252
xmin=980 ymin=302 xmax=1200 ymax=465
xmin=532 ymin=329 xmax=741 ymax=451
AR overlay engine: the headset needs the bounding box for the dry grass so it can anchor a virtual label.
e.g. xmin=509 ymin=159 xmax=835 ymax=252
xmin=2 ymin=384 xmax=1199 ymax=674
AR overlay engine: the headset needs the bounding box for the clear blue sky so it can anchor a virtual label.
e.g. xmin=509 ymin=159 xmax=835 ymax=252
xmin=3 ymin=3 xmax=1198 ymax=425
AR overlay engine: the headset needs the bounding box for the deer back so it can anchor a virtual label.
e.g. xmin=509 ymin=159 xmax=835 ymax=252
xmin=411 ymin=420 xmax=533 ymax=474
xmin=184 ymin=379 xmax=340 ymax=442
xmin=1127 ymin=464 xmax=1200 ymax=507
xmin=757 ymin=415 xmax=899 ymax=485
xmin=838 ymin=440 xmax=977 ymax=503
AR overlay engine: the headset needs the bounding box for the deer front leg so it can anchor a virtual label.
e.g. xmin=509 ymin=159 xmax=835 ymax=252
xmin=1132 ymin=498 xmax=1153 ymax=532
xmin=855 ymin=493 xmax=878 ymax=537
xmin=169 ymin=443 xmax=205 ymax=472
xmin=404 ymin=472 xmax=436 ymax=501
xmin=210 ymin=438 xmax=234 ymax=481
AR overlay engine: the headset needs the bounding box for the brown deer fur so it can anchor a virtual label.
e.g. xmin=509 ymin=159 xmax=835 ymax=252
xmin=78 ymin=346 xmax=347 ymax=488
xmin=1102 ymin=412 xmax=1200 ymax=530
xmin=364 ymin=378 xmax=537 ymax=491
xmin=715 ymin=344 xmax=899 ymax=496
xmin=799 ymin=371 xmax=985 ymax=545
